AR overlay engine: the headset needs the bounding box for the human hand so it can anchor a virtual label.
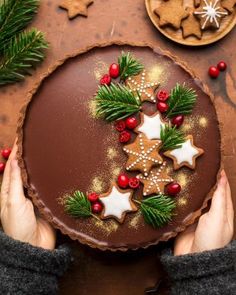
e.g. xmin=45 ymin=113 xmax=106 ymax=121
xmin=174 ymin=170 xmax=234 ymax=256
xmin=0 ymin=141 xmax=56 ymax=250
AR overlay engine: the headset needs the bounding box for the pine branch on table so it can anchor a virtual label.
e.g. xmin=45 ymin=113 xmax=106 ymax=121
xmin=0 ymin=0 xmax=39 ymax=52
xmin=0 ymin=29 xmax=48 ymax=85
xmin=95 ymin=83 xmax=142 ymax=121
xmin=166 ymin=83 xmax=197 ymax=118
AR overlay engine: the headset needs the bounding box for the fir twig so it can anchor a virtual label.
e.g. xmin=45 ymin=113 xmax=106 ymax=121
xmin=160 ymin=124 xmax=185 ymax=151
xmin=166 ymin=83 xmax=197 ymax=118
xmin=118 ymin=51 xmax=144 ymax=81
xmin=0 ymin=29 xmax=48 ymax=85
xmin=0 ymin=0 xmax=39 ymax=52
xmin=65 ymin=191 xmax=100 ymax=220
xmin=136 ymin=195 xmax=176 ymax=228
xmin=96 ymin=83 xmax=142 ymax=121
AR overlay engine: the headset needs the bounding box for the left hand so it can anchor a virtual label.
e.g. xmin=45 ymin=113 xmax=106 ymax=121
xmin=0 ymin=141 xmax=56 ymax=250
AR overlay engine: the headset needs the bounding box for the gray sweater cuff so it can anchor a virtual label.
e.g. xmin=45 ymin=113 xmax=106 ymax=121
xmin=161 ymin=241 xmax=236 ymax=281
xmin=0 ymin=231 xmax=71 ymax=276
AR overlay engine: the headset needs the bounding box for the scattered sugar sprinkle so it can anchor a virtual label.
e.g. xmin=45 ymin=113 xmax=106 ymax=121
xmin=176 ymin=173 xmax=188 ymax=188
xmin=90 ymin=176 xmax=105 ymax=193
xmin=57 ymin=195 xmax=67 ymax=206
xmin=199 ymin=116 xmax=208 ymax=128
xmin=88 ymin=100 xmax=98 ymax=119
xmin=111 ymin=165 xmax=122 ymax=179
xmin=177 ymin=197 xmax=188 ymax=207
xmin=94 ymin=219 xmax=119 ymax=235
xmin=93 ymin=59 xmax=109 ymax=81
xmin=147 ymin=63 xmax=169 ymax=86
xmin=129 ymin=211 xmax=142 ymax=229
xmin=107 ymin=147 xmax=118 ymax=160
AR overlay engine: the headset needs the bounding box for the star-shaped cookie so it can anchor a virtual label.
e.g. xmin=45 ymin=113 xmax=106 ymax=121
xmin=181 ymin=9 xmax=202 ymax=39
xmin=126 ymin=71 xmax=159 ymax=103
xmin=221 ymin=0 xmax=236 ymax=12
xmin=59 ymin=0 xmax=94 ymax=19
xmin=135 ymin=111 xmax=166 ymax=140
xmin=194 ymin=0 xmax=228 ymax=30
xmin=123 ymin=134 xmax=163 ymax=176
xmin=154 ymin=0 xmax=189 ymax=30
xmin=137 ymin=162 xmax=173 ymax=196
xmin=164 ymin=135 xmax=204 ymax=170
xmin=99 ymin=184 xmax=137 ymax=223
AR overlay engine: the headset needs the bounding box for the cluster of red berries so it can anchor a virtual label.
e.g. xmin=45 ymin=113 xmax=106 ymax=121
xmin=117 ymin=173 xmax=140 ymax=189
xmin=87 ymin=192 xmax=103 ymax=214
xmin=115 ymin=116 xmax=138 ymax=143
xmin=208 ymin=61 xmax=227 ymax=79
xmin=156 ymin=90 xmax=184 ymax=128
xmin=0 ymin=148 xmax=11 ymax=174
xmin=100 ymin=63 xmax=120 ymax=86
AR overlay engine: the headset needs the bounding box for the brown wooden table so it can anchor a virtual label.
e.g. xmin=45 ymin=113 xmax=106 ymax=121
xmin=0 ymin=1 xmax=235 ymax=294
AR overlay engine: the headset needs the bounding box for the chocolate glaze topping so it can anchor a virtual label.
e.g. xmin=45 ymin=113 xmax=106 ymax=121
xmin=18 ymin=44 xmax=221 ymax=251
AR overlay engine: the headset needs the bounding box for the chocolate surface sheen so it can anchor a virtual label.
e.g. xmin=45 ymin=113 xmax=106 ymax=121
xmin=19 ymin=44 xmax=221 ymax=251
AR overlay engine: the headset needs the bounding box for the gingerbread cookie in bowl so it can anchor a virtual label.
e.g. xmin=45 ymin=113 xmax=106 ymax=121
xmin=146 ymin=0 xmax=236 ymax=46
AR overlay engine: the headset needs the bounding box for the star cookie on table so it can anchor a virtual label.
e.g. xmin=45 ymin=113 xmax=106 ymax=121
xmin=164 ymin=135 xmax=204 ymax=170
xmin=181 ymin=9 xmax=202 ymax=39
xmin=154 ymin=0 xmax=189 ymax=30
xmin=221 ymin=0 xmax=236 ymax=12
xmin=99 ymin=184 xmax=137 ymax=223
xmin=59 ymin=0 xmax=94 ymax=19
xmin=126 ymin=70 xmax=159 ymax=103
xmin=194 ymin=0 xmax=228 ymax=30
xmin=123 ymin=134 xmax=163 ymax=177
xmin=137 ymin=162 xmax=173 ymax=196
xmin=135 ymin=111 xmax=166 ymax=140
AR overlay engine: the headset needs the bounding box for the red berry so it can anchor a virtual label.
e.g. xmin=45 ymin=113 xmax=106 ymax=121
xmin=92 ymin=202 xmax=103 ymax=214
xmin=217 ymin=61 xmax=227 ymax=71
xmin=115 ymin=120 xmax=126 ymax=132
xmin=129 ymin=177 xmax=140 ymax=189
xmin=0 ymin=162 xmax=5 ymax=174
xmin=157 ymin=90 xmax=169 ymax=102
xmin=166 ymin=182 xmax=181 ymax=196
xmin=208 ymin=66 xmax=220 ymax=78
xmin=1 ymin=148 xmax=11 ymax=159
xmin=157 ymin=101 xmax=169 ymax=113
xmin=119 ymin=130 xmax=131 ymax=143
xmin=125 ymin=117 xmax=138 ymax=130
xmin=172 ymin=115 xmax=184 ymax=127
xmin=109 ymin=63 xmax=120 ymax=78
xmin=88 ymin=192 xmax=99 ymax=203
xmin=100 ymin=74 xmax=111 ymax=86
xmin=118 ymin=174 xmax=129 ymax=189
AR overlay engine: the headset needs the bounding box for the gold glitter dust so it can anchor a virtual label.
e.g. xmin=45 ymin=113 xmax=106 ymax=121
xmin=176 ymin=173 xmax=188 ymax=188
xmin=90 ymin=176 xmax=105 ymax=193
xmin=88 ymin=100 xmax=98 ymax=119
xmin=181 ymin=123 xmax=192 ymax=132
xmin=111 ymin=166 xmax=122 ymax=179
xmin=147 ymin=64 xmax=169 ymax=86
xmin=199 ymin=116 xmax=208 ymax=128
xmin=129 ymin=212 xmax=142 ymax=229
xmin=177 ymin=197 xmax=188 ymax=207
xmin=57 ymin=195 xmax=67 ymax=206
xmin=93 ymin=59 xmax=109 ymax=81
xmin=107 ymin=147 xmax=118 ymax=160
xmin=94 ymin=219 xmax=119 ymax=234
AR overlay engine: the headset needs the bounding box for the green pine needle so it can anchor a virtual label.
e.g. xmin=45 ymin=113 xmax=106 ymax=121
xmin=95 ymin=83 xmax=142 ymax=121
xmin=160 ymin=124 xmax=185 ymax=151
xmin=0 ymin=29 xmax=48 ymax=85
xmin=139 ymin=195 xmax=176 ymax=228
xmin=0 ymin=0 xmax=39 ymax=51
xmin=64 ymin=191 xmax=92 ymax=218
xmin=118 ymin=51 xmax=144 ymax=81
xmin=166 ymin=83 xmax=197 ymax=118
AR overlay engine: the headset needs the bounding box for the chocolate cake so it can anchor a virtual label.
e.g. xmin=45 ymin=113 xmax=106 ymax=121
xmin=17 ymin=43 xmax=221 ymax=251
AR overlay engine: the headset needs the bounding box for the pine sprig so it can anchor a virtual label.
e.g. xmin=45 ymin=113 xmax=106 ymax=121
xmin=95 ymin=83 xmax=142 ymax=121
xmin=0 ymin=0 xmax=39 ymax=52
xmin=65 ymin=191 xmax=100 ymax=220
xmin=160 ymin=124 xmax=185 ymax=151
xmin=0 ymin=29 xmax=48 ymax=85
xmin=137 ymin=195 xmax=176 ymax=228
xmin=166 ymin=83 xmax=197 ymax=118
xmin=118 ymin=51 xmax=144 ymax=81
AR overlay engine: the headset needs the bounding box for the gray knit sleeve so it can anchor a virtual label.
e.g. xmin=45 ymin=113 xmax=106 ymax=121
xmin=0 ymin=231 xmax=72 ymax=295
xmin=161 ymin=240 xmax=236 ymax=295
